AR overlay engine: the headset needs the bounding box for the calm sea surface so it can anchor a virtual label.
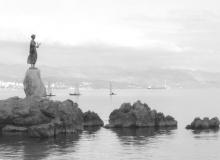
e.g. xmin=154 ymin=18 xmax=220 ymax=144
xmin=0 ymin=88 xmax=220 ymax=160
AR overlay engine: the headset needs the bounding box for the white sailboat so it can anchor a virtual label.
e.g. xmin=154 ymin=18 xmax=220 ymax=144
xmin=109 ymin=81 xmax=116 ymax=95
xmin=46 ymin=82 xmax=55 ymax=96
xmin=69 ymin=83 xmax=81 ymax=96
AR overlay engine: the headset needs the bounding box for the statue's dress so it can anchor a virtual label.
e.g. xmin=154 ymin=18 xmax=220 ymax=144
xmin=27 ymin=40 xmax=37 ymax=65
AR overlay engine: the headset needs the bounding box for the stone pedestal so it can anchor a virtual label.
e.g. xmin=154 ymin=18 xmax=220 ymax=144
xmin=23 ymin=68 xmax=46 ymax=97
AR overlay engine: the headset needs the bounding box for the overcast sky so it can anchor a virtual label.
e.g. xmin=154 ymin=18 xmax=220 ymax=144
xmin=0 ymin=0 xmax=219 ymax=72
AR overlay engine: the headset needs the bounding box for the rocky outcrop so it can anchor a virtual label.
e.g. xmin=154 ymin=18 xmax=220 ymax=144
xmin=83 ymin=111 xmax=104 ymax=127
xmin=105 ymin=100 xmax=177 ymax=128
xmin=186 ymin=117 xmax=220 ymax=130
xmin=23 ymin=68 xmax=46 ymax=97
xmin=0 ymin=97 xmax=83 ymax=137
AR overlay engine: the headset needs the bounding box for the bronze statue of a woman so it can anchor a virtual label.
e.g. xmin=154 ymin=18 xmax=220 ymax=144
xmin=27 ymin=34 xmax=41 ymax=68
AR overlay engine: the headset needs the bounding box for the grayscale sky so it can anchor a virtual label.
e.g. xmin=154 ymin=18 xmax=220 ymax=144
xmin=0 ymin=0 xmax=219 ymax=72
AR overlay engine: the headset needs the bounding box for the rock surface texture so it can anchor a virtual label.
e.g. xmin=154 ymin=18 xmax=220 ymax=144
xmin=83 ymin=111 xmax=104 ymax=127
xmin=0 ymin=97 xmax=83 ymax=137
xmin=0 ymin=68 xmax=105 ymax=138
xmin=186 ymin=117 xmax=220 ymax=130
xmin=105 ymin=100 xmax=177 ymax=128
xmin=23 ymin=68 xmax=46 ymax=97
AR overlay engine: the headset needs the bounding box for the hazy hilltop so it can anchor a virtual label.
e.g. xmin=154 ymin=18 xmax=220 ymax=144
xmin=1 ymin=40 xmax=220 ymax=88
xmin=1 ymin=63 xmax=220 ymax=89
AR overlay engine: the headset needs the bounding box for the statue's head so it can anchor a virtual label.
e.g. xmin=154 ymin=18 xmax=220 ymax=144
xmin=31 ymin=34 xmax=36 ymax=39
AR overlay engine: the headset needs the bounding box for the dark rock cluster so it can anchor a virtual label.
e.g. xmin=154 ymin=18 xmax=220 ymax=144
xmin=0 ymin=97 xmax=84 ymax=137
xmin=105 ymin=100 xmax=177 ymax=128
xmin=83 ymin=111 xmax=104 ymax=127
xmin=186 ymin=117 xmax=220 ymax=130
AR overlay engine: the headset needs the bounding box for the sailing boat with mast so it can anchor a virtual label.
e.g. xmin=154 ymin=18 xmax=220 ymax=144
xmin=46 ymin=82 xmax=55 ymax=97
xmin=109 ymin=81 xmax=116 ymax=95
xmin=69 ymin=83 xmax=81 ymax=96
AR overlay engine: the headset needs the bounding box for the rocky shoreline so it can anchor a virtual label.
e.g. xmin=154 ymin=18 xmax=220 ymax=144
xmin=186 ymin=117 xmax=220 ymax=130
xmin=1 ymin=68 xmax=219 ymax=138
xmin=0 ymin=68 xmax=105 ymax=138
xmin=0 ymin=97 xmax=82 ymax=137
xmin=1 ymin=95 xmax=220 ymax=137
xmin=105 ymin=100 xmax=177 ymax=128
xmin=0 ymin=96 xmax=179 ymax=138
xmin=0 ymin=97 xmax=104 ymax=138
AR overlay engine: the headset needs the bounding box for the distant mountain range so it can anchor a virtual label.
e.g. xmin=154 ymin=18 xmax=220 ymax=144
xmin=0 ymin=63 xmax=220 ymax=89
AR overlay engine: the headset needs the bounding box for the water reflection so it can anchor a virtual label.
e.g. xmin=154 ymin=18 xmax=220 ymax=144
xmin=0 ymin=134 xmax=81 ymax=160
xmin=110 ymin=127 xmax=177 ymax=146
xmin=84 ymin=126 xmax=102 ymax=134
xmin=190 ymin=128 xmax=219 ymax=140
xmin=191 ymin=128 xmax=219 ymax=134
xmin=82 ymin=126 xmax=102 ymax=141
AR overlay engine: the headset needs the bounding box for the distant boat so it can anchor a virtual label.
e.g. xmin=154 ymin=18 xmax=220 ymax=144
xmin=147 ymin=80 xmax=168 ymax=90
xmin=69 ymin=84 xmax=81 ymax=96
xmin=46 ymin=82 xmax=56 ymax=97
xmin=109 ymin=81 xmax=116 ymax=95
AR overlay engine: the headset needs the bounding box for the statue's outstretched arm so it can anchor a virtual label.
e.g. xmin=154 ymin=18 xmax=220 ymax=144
xmin=36 ymin=42 xmax=41 ymax=48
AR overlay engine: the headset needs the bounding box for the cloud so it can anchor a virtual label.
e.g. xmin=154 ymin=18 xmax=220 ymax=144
xmin=1 ymin=40 xmax=220 ymax=72
xmin=123 ymin=9 xmax=220 ymax=53
xmin=0 ymin=0 xmax=220 ymax=72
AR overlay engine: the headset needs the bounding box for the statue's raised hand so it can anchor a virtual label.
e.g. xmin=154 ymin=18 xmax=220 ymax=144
xmin=36 ymin=42 xmax=41 ymax=48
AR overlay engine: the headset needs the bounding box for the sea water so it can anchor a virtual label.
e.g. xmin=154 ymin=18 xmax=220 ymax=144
xmin=0 ymin=88 xmax=220 ymax=160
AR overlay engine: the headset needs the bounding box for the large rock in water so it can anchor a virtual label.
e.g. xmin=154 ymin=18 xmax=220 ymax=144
xmin=0 ymin=97 xmax=83 ymax=137
xmin=105 ymin=100 xmax=177 ymax=128
xmin=23 ymin=68 xmax=46 ymax=97
xmin=83 ymin=111 xmax=104 ymax=127
xmin=186 ymin=117 xmax=220 ymax=130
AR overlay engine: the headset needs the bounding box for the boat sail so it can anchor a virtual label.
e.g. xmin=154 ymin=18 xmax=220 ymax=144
xmin=69 ymin=83 xmax=81 ymax=96
xmin=109 ymin=81 xmax=116 ymax=95
xmin=46 ymin=82 xmax=55 ymax=96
